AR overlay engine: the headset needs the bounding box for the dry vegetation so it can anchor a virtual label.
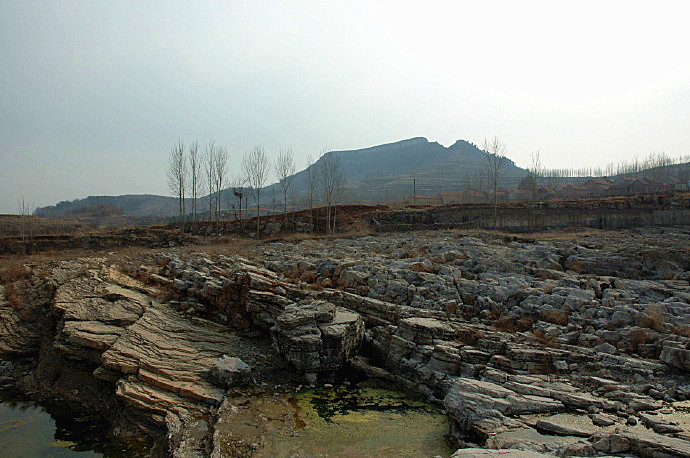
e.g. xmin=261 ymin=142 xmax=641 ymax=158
xmin=532 ymin=327 xmax=559 ymax=348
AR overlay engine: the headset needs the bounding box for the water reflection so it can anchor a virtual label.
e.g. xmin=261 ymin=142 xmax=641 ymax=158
xmin=0 ymin=391 xmax=150 ymax=457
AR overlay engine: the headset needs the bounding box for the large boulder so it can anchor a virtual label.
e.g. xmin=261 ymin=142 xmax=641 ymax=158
xmin=208 ymin=355 xmax=252 ymax=388
xmin=270 ymin=300 xmax=364 ymax=376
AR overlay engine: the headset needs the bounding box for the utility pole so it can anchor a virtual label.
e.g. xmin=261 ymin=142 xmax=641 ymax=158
xmin=413 ymin=178 xmax=416 ymax=206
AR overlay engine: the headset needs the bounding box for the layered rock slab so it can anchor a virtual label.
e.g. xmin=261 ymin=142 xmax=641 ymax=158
xmin=102 ymin=305 xmax=238 ymax=407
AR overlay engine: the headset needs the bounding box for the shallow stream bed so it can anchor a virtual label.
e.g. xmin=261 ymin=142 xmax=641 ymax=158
xmin=214 ymin=384 xmax=455 ymax=457
xmin=0 ymin=392 xmax=150 ymax=457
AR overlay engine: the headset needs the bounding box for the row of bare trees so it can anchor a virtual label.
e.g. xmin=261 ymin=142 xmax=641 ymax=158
xmin=465 ymin=146 xmax=690 ymax=196
xmin=167 ymin=140 xmax=230 ymax=235
xmin=167 ymin=141 xmax=346 ymax=237
xmin=539 ymin=151 xmax=690 ymax=181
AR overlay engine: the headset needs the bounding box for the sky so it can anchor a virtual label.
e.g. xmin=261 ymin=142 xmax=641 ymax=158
xmin=2 ymin=0 xmax=690 ymax=213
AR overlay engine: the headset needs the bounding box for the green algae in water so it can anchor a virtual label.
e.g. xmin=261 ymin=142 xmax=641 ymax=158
xmin=261 ymin=386 xmax=454 ymax=457
xmin=305 ymin=385 xmax=437 ymax=421
xmin=0 ymin=392 xmax=150 ymax=457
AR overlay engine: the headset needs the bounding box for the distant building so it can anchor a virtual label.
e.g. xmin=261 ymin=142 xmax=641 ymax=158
xmin=560 ymin=184 xmax=590 ymax=198
xmin=583 ymin=179 xmax=612 ymax=195
xmin=534 ymin=186 xmax=557 ymax=201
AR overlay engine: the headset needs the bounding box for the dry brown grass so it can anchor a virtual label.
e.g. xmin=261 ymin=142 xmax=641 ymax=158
xmin=640 ymin=305 xmax=666 ymax=332
xmin=541 ymin=284 xmax=556 ymax=294
xmin=629 ymin=328 xmax=651 ymax=350
xmin=494 ymin=314 xmax=534 ymax=333
xmin=542 ymin=309 xmax=569 ymax=326
xmin=457 ymin=328 xmax=485 ymax=346
xmin=532 ymin=328 xmax=559 ymax=348
xmin=410 ymin=262 xmax=434 ymax=273
xmin=0 ymin=264 xmax=31 ymax=284
xmin=4 ymin=282 xmax=20 ymax=307
xmin=673 ymin=325 xmax=690 ymax=338
xmin=451 ymin=228 xmax=604 ymax=242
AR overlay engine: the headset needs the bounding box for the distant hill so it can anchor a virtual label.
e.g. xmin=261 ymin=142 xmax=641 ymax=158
xmin=36 ymin=137 xmax=528 ymax=217
xmin=36 ymin=194 xmax=180 ymax=218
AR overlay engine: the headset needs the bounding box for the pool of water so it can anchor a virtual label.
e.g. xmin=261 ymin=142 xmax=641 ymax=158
xmin=214 ymin=385 xmax=455 ymax=457
xmin=0 ymin=392 xmax=150 ymax=457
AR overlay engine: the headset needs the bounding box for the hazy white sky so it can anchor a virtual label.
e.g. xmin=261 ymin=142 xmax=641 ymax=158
xmin=2 ymin=0 xmax=689 ymax=213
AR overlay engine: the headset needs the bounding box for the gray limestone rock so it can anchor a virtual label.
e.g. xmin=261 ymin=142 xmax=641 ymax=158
xmin=208 ymin=355 xmax=252 ymax=388
xmin=271 ymin=301 xmax=364 ymax=375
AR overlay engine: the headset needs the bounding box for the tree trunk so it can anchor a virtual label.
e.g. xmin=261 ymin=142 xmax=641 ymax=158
xmin=256 ymin=193 xmax=261 ymax=239
xmin=493 ymin=183 xmax=498 ymax=229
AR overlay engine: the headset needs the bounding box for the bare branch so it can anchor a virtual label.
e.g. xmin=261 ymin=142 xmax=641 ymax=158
xmin=275 ymin=148 xmax=295 ymax=229
xmin=243 ymin=145 xmax=271 ymax=238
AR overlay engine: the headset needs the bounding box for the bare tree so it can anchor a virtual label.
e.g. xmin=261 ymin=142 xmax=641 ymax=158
xmin=214 ymin=146 xmax=229 ymax=236
xmin=306 ymin=153 xmax=318 ymax=228
xmin=529 ymin=150 xmax=543 ymax=202
xmin=189 ymin=141 xmax=202 ymax=230
xmin=229 ymin=173 xmax=246 ymax=233
xmin=167 ymin=139 xmax=187 ymax=230
xmin=243 ymin=145 xmax=271 ymax=238
xmin=275 ymin=148 xmax=296 ymax=230
xmin=319 ymin=151 xmax=344 ymax=234
xmin=483 ymin=136 xmax=507 ymax=228
xmin=203 ymin=141 xmax=217 ymax=229
xmin=18 ymin=196 xmax=34 ymax=252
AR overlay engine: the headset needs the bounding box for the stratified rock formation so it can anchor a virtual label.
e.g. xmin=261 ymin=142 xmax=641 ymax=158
xmin=1 ymin=225 xmax=690 ymax=456
xmin=271 ymin=300 xmax=364 ymax=379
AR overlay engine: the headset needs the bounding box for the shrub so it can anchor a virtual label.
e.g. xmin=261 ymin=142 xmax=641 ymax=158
xmin=673 ymin=325 xmax=690 ymax=338
xmin=4 ymin=282 xmax=20 ymax=307
xmin=495 ymin=314 xmax=534 ymax=333
xmin=0 ymin=264 xmax=31 ymax=284
xmin=628 ymin=328 xmax=650 ymax=351
xmin=643 ymin=305 xmax=666 ymax=332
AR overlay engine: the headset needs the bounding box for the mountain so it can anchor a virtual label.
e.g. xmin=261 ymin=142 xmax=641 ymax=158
xmin=36 ymin=137 xmax=528 ymax=217
xmin=286 ymin=137 xmax=526 ymax=201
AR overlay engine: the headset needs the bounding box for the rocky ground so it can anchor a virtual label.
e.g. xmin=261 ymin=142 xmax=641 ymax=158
xmin=1 ymin=225 xmax=690 ymax=456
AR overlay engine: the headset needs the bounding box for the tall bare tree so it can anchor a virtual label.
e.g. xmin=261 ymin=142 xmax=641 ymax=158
xmin=306 ymin=153 xmax=318 ymax=228
xmin=214 ymin=146 xmax=229 ymax=236
xmin=230 ymin=173 xmax=246 ymax=233
xmin=189 ymin=140 xmax=202 ymax=230
xmin=319 ymin=151 xmax=344 ymax=234
xmin=275 ymin=148 xmax=296 ymax=230
xmin=18 ymin=196 xmax=34 ymax=252
xmin=483 ymin=136 xmax=507 ymax=228
xmin=167 ymin=139 xmax=187 ymax=230
xmin=529 ymin=150 xmax=543 ymax=202
xmin=243 ymin=145 xmax=271 ymax=238
xmin=203 ymin=141 xmax=217 ymax=229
